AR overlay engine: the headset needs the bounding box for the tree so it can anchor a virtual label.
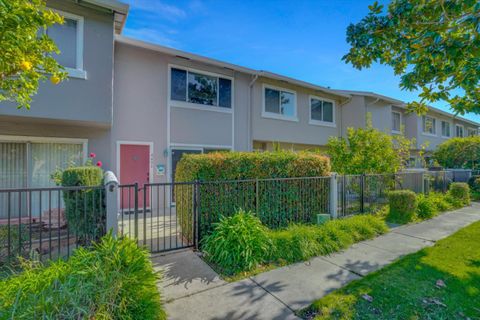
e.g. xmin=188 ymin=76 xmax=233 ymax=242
xmin=433 ymin=136 xmax=480 ymax=169
xmin=0 ymin=0 xmax=67 ymax=109
xmin=344 ymin=0 xmax=480 ymax=115
xmin=327 ymin=115 xmax=414 ymax=174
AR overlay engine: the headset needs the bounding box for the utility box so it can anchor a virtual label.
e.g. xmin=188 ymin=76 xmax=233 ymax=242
xmin=317 ymin=213 xmax=330 ymax=225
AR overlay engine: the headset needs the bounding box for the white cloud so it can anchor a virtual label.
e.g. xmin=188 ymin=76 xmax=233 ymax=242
xmin=126 ymin=0 xmax=186 ymax=21
xmin=123 ymin=27 xmax=179 ymax=47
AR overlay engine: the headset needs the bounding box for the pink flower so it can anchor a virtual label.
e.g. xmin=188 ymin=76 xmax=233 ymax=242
xmin=96 ymin=161 xmax=102 ymax=167
xmin=89 ymin=152 xmax=96 ymax=158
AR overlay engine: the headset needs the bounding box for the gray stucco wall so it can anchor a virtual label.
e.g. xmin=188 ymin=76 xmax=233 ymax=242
xmin=0 ymin=0 xmax=115 ymax=125
xmin=251 ymin=78 xmax=342 ymax=146
xmin=0 ymin=115 xmax=111 ymax=169
xmin=340 ymin=95 xmax=366 ymax=137
xmin=111 ymin=42 xmax=252 ymax=183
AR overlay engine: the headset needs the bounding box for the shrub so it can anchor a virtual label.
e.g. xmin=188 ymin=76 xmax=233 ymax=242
xmin=0 ymin=224 xmax=29 ymax=264
xmin=61 ymin=166 xmax=104 ymax=242
xmin=176 ymin=151 xmax=331 ymax=242
xmin=269 ymin=215 xmax=388 ymax=264
xmin=387 ymin=190 xmax=418 ymax=224
xmin=0 ymin=234 xmax=165 ymax=320
xmin=428 ymin=192 xmax=453 ymax=212
xmin=468 ymin=176 xmax=480 ymax=192
xmin=448 ymin=182 xmax=470 ymax=206
xmin=202 ymin=210 xmax=271 ymax=275
xmin=433 ymin=136 xmax=480 ymax=169
xmin=416 ymin=194 xmax=439 ymax=220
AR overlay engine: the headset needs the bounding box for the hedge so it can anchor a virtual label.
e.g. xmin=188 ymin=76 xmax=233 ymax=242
xmin=61 ymin=166 xmax=104 ymax=243
xmin=448 ymin=182 xmax=470 ymax=206
xmin=175 ymin=151 xmax=331 ymax=243
xmin=387 ymin=190 xmax=418 ymax=224
xmin=0 ymin=234 xmax=165 ymax=320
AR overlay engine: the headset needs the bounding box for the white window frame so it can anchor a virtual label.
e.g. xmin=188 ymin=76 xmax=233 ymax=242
xmin=168 ymin=64 xmax=234 ymax=114
xmin=48 ymin=9 xmax=86 ymax=79
xmin=441 ymin=120 xmax=451 ymax=138
xmin=262 ymin=84 xmax=298 ymax=122
xmin=467 ymin=128 xmax=477 ymax=137
xmin=308 ymin=95 xmax=336 ymax=127
xmin=456 ymin=124 xmax=464 ymax=137
xmin=422 ymin=115 xmax=437 ymax=136
xmin=391 ymin=111 xmax=402 ymax=134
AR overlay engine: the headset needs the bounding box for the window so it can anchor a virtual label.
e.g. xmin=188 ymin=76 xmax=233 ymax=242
xmin=456 ymin=125 xmax=464 ymax=137
xmin=441 ymin=121 xmax=451 ymax=137
xmin=170 ymin=67 xmax=232 ymax=109
xmin=467 ymin=128 xmax=477 ymax=136
xmin=263 ymin=85 xmax=297 ymax=120
xmin=391 ymin=112 xmax=401 ymax=132
xmin=422 ymin=116 xmax=436 ymax=135
xmin=310 ymin=97 xmax=335 ymax=125
xmin=0 ymin=140 xmax=85 ymax=218
xmin=46 ymin=10 xmax=84 ymax=77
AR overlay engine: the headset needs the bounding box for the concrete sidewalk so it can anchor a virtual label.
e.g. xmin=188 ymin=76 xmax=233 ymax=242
xmin=154 ymin=203 xmax=480 ymax=320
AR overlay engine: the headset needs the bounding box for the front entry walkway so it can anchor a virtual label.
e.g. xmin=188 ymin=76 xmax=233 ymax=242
xmin=152 ymin=203 xmax=480 ymax=320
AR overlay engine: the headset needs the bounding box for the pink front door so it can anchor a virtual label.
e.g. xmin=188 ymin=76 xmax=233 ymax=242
xmin=120 ymin=144 xmax=150 ymax=209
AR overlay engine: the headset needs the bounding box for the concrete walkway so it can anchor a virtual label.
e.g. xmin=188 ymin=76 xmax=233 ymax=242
xmin=152 ymin=203 xmax=480 ymax=320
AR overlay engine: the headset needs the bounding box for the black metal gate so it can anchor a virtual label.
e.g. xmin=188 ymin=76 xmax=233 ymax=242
xmin=118 ymin=182 xmax=198 ymax=253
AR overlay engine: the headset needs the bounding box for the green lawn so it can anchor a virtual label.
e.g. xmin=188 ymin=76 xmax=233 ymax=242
xmin=301 ymin=221 xmax=480 ymax=320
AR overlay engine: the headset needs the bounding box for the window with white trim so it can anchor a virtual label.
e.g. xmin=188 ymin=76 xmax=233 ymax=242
xmin=263 ymin=86 xmax=296 ymax=119
xmin=310 ymin=97 xmax=335 ymax=125
xmin=46 ymin=10 xmax=84 ymax=75
xmin=441 ymin=121 xmax=451 ymax=137
xmin=422 ymin=116 xmax=436 ymax=135
xmin=467 ymin=128 xmax=478 ymax=136
xmin=170 ymin=67 xmax=232 ymax=108
xmin=391 ymin=111 xmax=401 ymax=132
xmin=456 ymin=125 xmax=464 ymax=137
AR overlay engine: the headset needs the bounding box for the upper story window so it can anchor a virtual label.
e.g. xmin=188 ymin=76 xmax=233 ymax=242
xmin=46 ymin=10 xmax=85 ymax=78
xmin=391 ymin=111 xmax=401 ymax=133
xmin=422 ymin=116 xmax=436 ymax=135
xmin=262 ymin=85 xmax=297 ymax=121
xmin=467 ymin=128 xmax=478 ymax=136
xmin=309 ymin=96 xmax=335 ymax=126
xmin=170 ymin=67 xmax=232 ymax=109
xmin=456 ymin=125 xmax=464 ymax=137
xmin=441 ymin=121 xmax=451 ymax=137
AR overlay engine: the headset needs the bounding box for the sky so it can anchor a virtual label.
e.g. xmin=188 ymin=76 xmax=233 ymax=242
xmin=122 ymin=0 xmax=479 ymax=123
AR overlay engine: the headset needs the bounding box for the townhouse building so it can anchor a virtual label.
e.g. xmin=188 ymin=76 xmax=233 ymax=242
xmin=0 ymin=0 xmax=478 ymax=200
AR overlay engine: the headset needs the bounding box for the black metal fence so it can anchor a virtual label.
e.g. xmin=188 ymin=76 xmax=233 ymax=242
xmin=0 ymin=186 xmax=106 ymax=265
xmin=118 ymin=182 xmax=197 ymax=253
xmin=337 ymin=171 xmax=454 ymax=217
xmin=0 ymin=170 xmax=464 ymax=259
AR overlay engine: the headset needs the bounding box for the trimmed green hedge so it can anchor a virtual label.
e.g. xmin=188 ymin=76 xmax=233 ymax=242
xmin=0 ymin=234 xmax=165 ymax=320
xmin=61 ymin=166 xmax=104 ymax=242
xmin=175 ymin=151 xmax=331 ymax=243
xmin=448 ymin=182 xmax=470 ymax=206
xmin=387 ymin=190 xmax=418 ymax=224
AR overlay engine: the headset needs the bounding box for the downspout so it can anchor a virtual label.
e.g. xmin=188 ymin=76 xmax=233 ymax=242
xmin=248 ymin=73 xmax=259 ymax=151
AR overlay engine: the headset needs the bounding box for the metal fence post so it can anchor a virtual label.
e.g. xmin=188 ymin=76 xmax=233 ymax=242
xmin=421 ymin=172 xmax=426 ymax=194
xmin=443 ymin=170 xmax=447 ymax=193
xmin=104 ymin=171 xmax=119 ymax=237
xmin=360 ymin=174 xmax=365 ymax=213
xmin=134 ymin=183 xmax=139 ymax=241
xmin=193 ymin=180 xmax=199 ymax=250
xmin=255 ymin=178 xmax=259 ymax=214
xmin=330 ymin=173 xmax=338 ymax=219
